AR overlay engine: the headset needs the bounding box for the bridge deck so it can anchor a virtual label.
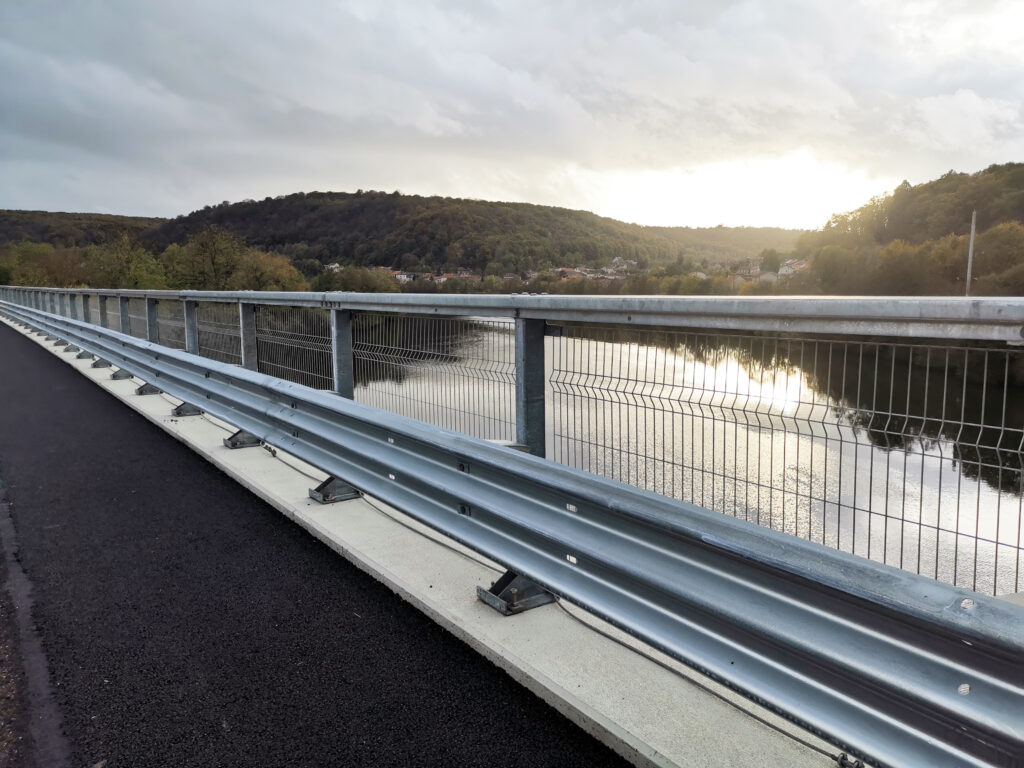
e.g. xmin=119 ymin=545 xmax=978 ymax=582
xmin=0 ymin=322 xmax=629 ymax=767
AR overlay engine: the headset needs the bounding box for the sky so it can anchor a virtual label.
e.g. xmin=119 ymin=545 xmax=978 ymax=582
xmin=1 ymin=1 xmax=1023 ymax=230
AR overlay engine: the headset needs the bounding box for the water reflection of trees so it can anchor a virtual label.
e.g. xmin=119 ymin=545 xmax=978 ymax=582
xmin=576 ymin=324 xmax=1024 ymax=496
xmin=351 ymin=313 xmax=505 ymax=387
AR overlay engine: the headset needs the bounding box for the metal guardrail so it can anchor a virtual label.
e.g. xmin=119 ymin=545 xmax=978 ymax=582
xmin=3 ymin=286 xmax=1024 ymax=598
xmin=2 ymin=299 xmax=1023 ymax=768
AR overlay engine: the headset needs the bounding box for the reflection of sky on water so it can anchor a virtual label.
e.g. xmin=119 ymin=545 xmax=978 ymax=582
xmin=351 ymin=317 xmax=1022 ymax=595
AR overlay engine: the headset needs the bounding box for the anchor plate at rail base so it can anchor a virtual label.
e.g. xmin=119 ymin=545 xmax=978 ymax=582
xmin=172 ymin=402 xmax=203 ymax=417
xmin=91 ymin=359 xmax=111 ymax=368
xmin=308 ymin=476 xmax=360 ymax=504
xmin=111 ymin=369 xmax=133 ymax=380
xmin=135 ymin=382 xmax=161 ymax=395
xmin=76 ymin=351 xmax=93 ymax=360
xmin=477 ymin=570 xmax=557 ymax=615
xmin=223 ymin=430 xmax=262 ymax=449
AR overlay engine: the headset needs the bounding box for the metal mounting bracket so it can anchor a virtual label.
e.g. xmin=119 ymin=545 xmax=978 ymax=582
xmin=223 ymin=430 xmax=262 ymax=449
xmin=135 ymin=382 xmax=162 ymax=395
xmin=53 ymin=340 xmax=68 ymax=347
xmin=75 ymin=351 xmax=93 ymax=360
xmin=91 ymin=359 xmax=111 ymax=368
xmin=64 ymin=345 xmax=80 ymax=353
xmin=111 ymin=369 xmax=133 ymax=380
xmin=44 ymin=335 xmax=56 ymax=341
xmin=476 ymin=570 xmax=557 ymax=615
xmin=308 ymin=476 xmax=360 ymax=504
xmin=171 ymin=402 xmax=203 ymax=417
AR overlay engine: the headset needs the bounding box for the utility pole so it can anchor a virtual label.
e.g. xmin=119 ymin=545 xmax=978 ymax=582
xmin=965 ymin=209 xmax=976 ymax=296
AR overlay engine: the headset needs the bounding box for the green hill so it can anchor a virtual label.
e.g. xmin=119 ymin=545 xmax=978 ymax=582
xmin=146 ymin=191 xmax=802 ymax=274
xmin=790 ymin=163 xmax=1024 ymax=295
xmin=0 ymin=209 xmax=165 ymax=248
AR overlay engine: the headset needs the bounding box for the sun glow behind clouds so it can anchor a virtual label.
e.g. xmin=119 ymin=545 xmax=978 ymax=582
xmin=570 ymin=149 xmax=898 ymax=230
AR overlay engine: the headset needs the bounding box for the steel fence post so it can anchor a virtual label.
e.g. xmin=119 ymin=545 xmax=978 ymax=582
xmin=81 ymin=294 xmax=91 ymax=324
xmin=184 ymin=300 xmax=199 ymax=354
xmin=69 ymin=293 xmax=79 ymax=321
xmin=59 ymin=292 xmax=66 ymax=317
xmin=98 ymin=295 xmax=108 ymax=328
xmin=331 ymin=308 xmax=354 ymax=398
xmin=145 ymin=298 xmax=159 ymax=343
xmin=119 ymin=297 xmax=131 ymax=334
xmin=515 ymin=317 xmax=546 ymax=457
xmin=239 ymin=302 xmax=258 ymax=371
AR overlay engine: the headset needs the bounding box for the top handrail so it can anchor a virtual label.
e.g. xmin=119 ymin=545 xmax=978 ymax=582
xmin=4 ymin=286 xmax=1024 ymax=341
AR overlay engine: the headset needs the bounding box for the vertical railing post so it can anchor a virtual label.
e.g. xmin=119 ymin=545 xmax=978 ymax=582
xmin=98 ymin=296 xmax=108 ymax=329
xmin=69 ymin=293 xmax=79 ymax=321
xmin=515 ymin=317 xmax=546 ymax=457
xmin=331 ymin=308 xmax=354 ymax=398
xmin=118 ymin=297 xmax=131 ymax=334
xmin=239 ymin=302 xmax=258 ymax=371
xmin=81 ymin=294 xmax=91 ymax=324
xmin=183 ymin=300 xmax=199 ymax=354
xmin=145 ymin=298 xmax=159 ymax=343
xmin=59 ymin=292 xmax=67 ymax=317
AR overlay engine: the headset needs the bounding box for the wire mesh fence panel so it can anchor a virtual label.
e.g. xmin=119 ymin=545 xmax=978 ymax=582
xmin=104 ymin=298 xmax=121 ymax=332
xmin=255 ymin=306 xmax=332 ymax=389
xmin=549 ymin=325 xmax=1024 ymax=595
xmin=352 ymin=313 xmax=516 ymax=441
xmin=127 ymin=298 xmax=147 ymax=338
xmin=196 ymin=302 xmax=241 ymax=364
xmin=157 ymin=301 xmax=186 ymax=350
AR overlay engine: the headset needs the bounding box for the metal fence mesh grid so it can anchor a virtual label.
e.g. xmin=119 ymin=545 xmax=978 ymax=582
xmin=196 ymin=302 xmax=241 ymax=364
xmin=255 ymin=306 xmax=332 ymax=389
xmin=126 ymin=298 xmax=147 ymax=339
xmin=549 ymin=325 xmax=1024 ymax=594
xmin=157 ymin=301 xmax=186 ymax=349
xmin=102 ymin=297 xmax=120 ymax=332
xmin=352 ymin=313 xmax=516 ymax=441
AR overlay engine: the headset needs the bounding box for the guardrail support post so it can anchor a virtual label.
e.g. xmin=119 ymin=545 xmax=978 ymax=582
xmin=118 ymin=297 xmax=131 ymax=334
xmin=239 ymin=302 xmax=258 ymax=371
xmin=145 ymin=298 xmax=159 ymax=343
xmin=81 ymin=294 xmax=91 ymax=324
xmin=309 ymin=477 xmax=360 ymax=503
xmin=331 ymin=309 xmax=354 ymax=398
xmin=223 ymin=430 xmax=261 ymax=449
xmin=69 ymin=293 xmax=79 ymax=321
xmin=515 ymin=318 xmax=546 ymax=457
xmin=98 ymin=296 xmax=108 ymax=328
xmin=477 ymin=571 xmax=557 ymax=615
xmin=183 ymin=300 xmax=199 ymax=354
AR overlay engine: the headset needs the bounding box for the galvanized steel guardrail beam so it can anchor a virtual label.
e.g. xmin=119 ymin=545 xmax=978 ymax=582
xmin=3 ymin=300 xmax=1022 ymax=768
xmin=4 ymin=285 xmax=1024 ymax=341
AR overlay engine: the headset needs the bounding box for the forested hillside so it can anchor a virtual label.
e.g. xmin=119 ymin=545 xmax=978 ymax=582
xmin=146 ymin=191 xmax=801 ymax=274
xmin=0 ymin=210 xmax=165 ymax=248
xmin=4 ymin=164 xmax=1024 ymax=296
xmin=789 ymin=163 xmax=1024 ymax=294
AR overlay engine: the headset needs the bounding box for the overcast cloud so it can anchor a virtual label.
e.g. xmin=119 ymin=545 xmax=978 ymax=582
xmin=1 ymin=0 xmax=1022 ymax=228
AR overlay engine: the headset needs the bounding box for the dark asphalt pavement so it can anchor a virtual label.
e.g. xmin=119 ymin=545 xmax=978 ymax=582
xmin=0 ymin=323 xmax=630 ymax=768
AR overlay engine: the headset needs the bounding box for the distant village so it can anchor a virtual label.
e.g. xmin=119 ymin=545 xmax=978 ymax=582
xmin=320 ymin=255 xmax=810 ymax=291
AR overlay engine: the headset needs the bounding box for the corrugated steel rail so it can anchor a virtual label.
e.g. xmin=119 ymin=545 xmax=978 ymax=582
xmin=2 ymin=300 xmax=1022 ymax=768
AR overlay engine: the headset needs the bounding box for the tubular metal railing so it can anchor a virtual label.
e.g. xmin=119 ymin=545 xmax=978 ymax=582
xmin=3 ymin=286 xmax=1024 ymax=597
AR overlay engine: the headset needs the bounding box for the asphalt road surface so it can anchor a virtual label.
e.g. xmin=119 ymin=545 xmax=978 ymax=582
xmin=0 ymin=322 xmax=630 ymax=768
